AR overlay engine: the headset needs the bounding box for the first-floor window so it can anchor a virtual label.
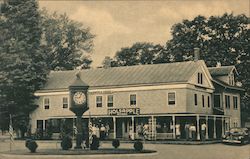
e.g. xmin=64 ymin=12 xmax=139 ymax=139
xmin=44 ymin=98 xmax=50 ymax=109
xmin=107 ymin=95 xmax=113 ymax=107
xmin=168 ymin=92 xmax=176 ymax=105
xmin=225 ymin=95 xmax=230 ymax=109
xmin=96 ymin=96 xmax=102 ymax=107
xmin=130 ymin=94 xmax=136 ymax=106
xmin=233 ymin=96 xmax=238 ymax=109
xmin=62 ymin=97 xmax=68 ymax=108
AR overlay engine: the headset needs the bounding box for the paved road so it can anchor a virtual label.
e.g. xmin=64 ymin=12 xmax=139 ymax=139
xmin=0 ymin=140 xmax=249 ymax=159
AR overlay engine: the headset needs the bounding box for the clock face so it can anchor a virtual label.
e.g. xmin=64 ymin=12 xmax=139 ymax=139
xmin=73 ymin=92 xmax=86 ymax=105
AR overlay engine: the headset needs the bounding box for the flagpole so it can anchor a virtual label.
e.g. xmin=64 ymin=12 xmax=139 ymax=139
xmin=9 ymin=114 xmax=13 ymax=152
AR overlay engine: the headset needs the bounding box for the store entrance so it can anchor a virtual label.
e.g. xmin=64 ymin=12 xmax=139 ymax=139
xmin=116 ymin=118 xmax=130 ymax=139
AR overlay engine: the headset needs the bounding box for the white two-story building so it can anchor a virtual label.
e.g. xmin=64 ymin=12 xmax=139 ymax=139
xmin=30 ymin=58 xmax=243 ymax=140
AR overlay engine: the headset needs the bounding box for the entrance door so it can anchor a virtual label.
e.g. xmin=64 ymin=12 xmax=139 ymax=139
xmin=116 ymin=118 xmax=123 ymax=138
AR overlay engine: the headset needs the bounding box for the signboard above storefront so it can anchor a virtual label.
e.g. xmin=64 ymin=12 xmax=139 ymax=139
xmin=107 ymin=108 xmax=140 ymax=116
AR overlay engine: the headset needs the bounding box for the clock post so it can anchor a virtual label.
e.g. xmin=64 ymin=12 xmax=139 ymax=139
xmin=69 ymin=73 xmax=89 ymax=149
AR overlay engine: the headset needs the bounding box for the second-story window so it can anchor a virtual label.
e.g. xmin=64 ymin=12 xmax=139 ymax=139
xmin=44 ymin=98 xmax=50 ymax=109
xmin=198 ymin=72 xmax=203 ymax=84
xmin=207 ymin=96 xmax=210 ymax=108
xmin=130 ymin=94 xmax=136 ymax=106
xmin=107 ymin=95 xmax=113 ymax=107
xmin=63 ymin=97 xmax=68 ymax=108
xmin=202 ymin=95 xmax=205 ymax=107
xmin=233 ymin=96 xmax=238 ymax=109
xmin=96 ymin=96 xmax=102 ymax=107
xmin=225 ymin=95 xmax=230 ymax=109
xmin=194 ymin=94 xmax=198 ymax=106
xmin=168 ymin=92 xmax=176 ymax=105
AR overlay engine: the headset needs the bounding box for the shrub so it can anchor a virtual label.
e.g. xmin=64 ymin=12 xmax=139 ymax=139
xmin=90 ymin=135 xmax=100 ymax=150
xmin=61 ymin=136 xmax=72 ymax=150
xmin=25 ymin=139 xmax=38 ymax=153
xmin=112 ymin=139 xmax=120 ymax=149
xmin=134 ymin=140 xmax=143 ymax=151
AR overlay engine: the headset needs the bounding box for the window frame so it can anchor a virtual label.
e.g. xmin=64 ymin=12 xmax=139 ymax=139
xmin=62 ymin=97 xmax=69 ymax=109
xmin=96 ymin=96 xmax=103 ymax=107
xmin=197 ymin=72 xmax=203 ymax=85
xmin=44 ymin=98 xmax=50 ymax=110
xmin=168 ymin=92 xmax=176 ymax=106
xmin=207 ymin=95 xmax=210 ymax=108
xmin=225 ymin=95 xmax=231 ymax=109
xmin=130 ymin=94 xmax=137 ymax=106
xmin=107 ymin=95 xmax=114 ymax=107
xmin=202 ymin=95 xmax=205 ymax=107
xmin=233 ymin=96 xmax=238 ymax=110
xmin=194 ymin=94 xmax=198 ymax=106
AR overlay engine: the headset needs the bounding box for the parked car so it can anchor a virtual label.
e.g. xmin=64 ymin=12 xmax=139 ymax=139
xmin=222 ymin=127 xmax=249 ymax=145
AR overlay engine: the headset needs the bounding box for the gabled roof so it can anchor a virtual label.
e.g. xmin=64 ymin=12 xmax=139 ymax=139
xmin=208 ymin=66 xmax=237 ymax=76
xmin=38 ymin=60 xmax=205 ymax=92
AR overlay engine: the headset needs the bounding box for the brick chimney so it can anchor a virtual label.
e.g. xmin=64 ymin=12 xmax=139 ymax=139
xmin=194 ymin=48 xmax=200 ymax=61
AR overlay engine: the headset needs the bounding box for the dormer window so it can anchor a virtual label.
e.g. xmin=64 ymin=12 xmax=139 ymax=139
xmin=229 ymin=73 xmax=235 ymax=86
xmin=198 ymin=72 xmax=203 ymax=84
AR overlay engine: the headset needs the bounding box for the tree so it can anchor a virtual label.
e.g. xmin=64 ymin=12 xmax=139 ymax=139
xmin=109 ymin=42 xmax=169 ymax=67
xmin=167 ymin=13 xmax=249 ymax=124
xmin=0 ymin=0 xmax=48 ymax=134
xmin=40 ymin=9 xmax=95 ymax=70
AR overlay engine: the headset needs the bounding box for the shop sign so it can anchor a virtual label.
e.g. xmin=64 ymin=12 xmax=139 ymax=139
xmin=107 ymin=108 xmax=140 ymax=116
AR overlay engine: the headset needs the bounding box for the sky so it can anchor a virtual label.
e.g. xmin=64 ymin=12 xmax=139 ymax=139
xmin=39 ymin=0 xmax=249 ymax=67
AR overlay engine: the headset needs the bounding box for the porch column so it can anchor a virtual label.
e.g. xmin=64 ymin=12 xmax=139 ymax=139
xmin=213 ymin=116 xmax=216 ymax=139
xmin=196 ymin=115 xmax=200 ymax=140
xmin=221 ymin=117 xmax=224 ymax=137
xmin=113 ymin=117 xmax=116 ymax=139
xmin=131 ymin=116 xmax=135 ymax=140
xmin=205 ymin=116 xmax=209 ymax=140
xmin=172 ymin=115 xmax=176 ymax=139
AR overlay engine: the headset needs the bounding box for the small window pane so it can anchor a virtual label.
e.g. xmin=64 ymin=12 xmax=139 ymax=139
xmin=130 ymin=94 xmax=136 ymax=106
xmin=233 ymin=96 xmax=238 ymax=109
xmin=168 ymin=92 xmax=175 ymax=105
xmin=202 ymin=95 xmax=205 ymax=107
xmin=207 ymin=96 xmax=210 ymax=108
xmin=96 ymin=96 xmax=102 ymax=107
xmin=194 ymin=94 xmax=198 ymax=106
xmin=107 ymin=95 xmax=113 ymax=107
xmin=44 ymin=98 xmax=50 ymax=109
xmin=63 ymin=97 xmax=68 ymax=108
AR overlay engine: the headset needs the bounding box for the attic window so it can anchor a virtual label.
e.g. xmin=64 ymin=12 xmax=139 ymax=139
xmin=198 ymin=72 xmax=203 ymax=84
xmin=229 ymin=73 xmax=235 ymax=86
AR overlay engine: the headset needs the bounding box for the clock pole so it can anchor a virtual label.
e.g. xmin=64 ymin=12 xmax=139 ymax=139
xmin=69 ymin=72 xmax=89 ymax=149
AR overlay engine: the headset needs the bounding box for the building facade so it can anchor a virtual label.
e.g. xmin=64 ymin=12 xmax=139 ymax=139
xmin=29 ymin=60 xmax=243 ymax=140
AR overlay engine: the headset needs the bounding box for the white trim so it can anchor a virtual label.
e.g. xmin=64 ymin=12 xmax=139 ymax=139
xmin=89 ymin=84 xmax=188 ymax=93
xmin=35 ymin=91 xmax=69 ymax=96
